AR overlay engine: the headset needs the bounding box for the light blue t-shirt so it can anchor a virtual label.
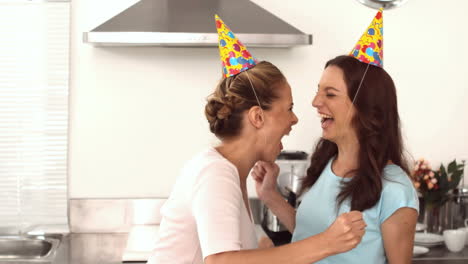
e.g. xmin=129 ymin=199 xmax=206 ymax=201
xmin=292 ymin=158 xmax=419 ymax=264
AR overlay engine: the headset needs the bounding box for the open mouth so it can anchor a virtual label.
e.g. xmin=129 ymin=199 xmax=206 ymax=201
xmin=278 ymin=128 xmax=292 ymax=151
xmin=319 ymin=113 xmax=334 ymax=128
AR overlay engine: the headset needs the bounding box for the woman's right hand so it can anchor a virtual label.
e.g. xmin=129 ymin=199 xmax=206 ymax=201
xmin=321 ymin=211 xmax=366 ymax=254
xmin=251 ymin=161 xmax=280 ymax=202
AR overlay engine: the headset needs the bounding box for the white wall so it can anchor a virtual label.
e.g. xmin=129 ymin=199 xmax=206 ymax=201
xmin=70 ymin=0 xmax=468 ymax=198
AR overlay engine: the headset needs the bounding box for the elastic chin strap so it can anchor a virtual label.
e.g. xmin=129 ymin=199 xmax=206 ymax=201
xmin=245 ymin=70 xmax=263 ymax=113
xmin=245 ymin=70 xmax=268 ymax=154
xmin=340 ymin=63 xmax=370 ymax=142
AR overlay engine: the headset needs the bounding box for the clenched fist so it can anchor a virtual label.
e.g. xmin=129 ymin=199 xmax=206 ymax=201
xmin=251 ymin=161 xmax=280 ymax=201
xmin=322 ymin=211 xmax=366 ymax=254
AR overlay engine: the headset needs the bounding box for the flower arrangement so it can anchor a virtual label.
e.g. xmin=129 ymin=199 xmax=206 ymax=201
xmin=412 ymin=158 xmax=436 ymax=190
xmin=412 ymin=158 xmax=465 ymax=209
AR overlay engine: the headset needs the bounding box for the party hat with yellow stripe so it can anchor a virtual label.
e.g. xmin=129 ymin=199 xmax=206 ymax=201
xmin=349 ymin=8 xmax=384 ymax=68
xmin=215 ymin=14 xmax=257 ymax=78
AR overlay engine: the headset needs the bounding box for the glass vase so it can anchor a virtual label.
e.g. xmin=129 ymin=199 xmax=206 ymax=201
xmin=423 ymin=205 xmax=442 ymax=234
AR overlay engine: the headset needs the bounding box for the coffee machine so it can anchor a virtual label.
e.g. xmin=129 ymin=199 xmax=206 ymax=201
xmin=261 ymin=151 xmax=308 ymax=245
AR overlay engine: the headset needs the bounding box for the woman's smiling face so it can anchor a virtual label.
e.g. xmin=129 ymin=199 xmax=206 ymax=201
xmin=260 ymin=81 xmax=298 ymax=162
xmin=312 ymin=65 xmax=356 ymax=143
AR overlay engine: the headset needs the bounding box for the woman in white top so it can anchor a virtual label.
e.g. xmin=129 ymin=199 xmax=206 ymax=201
xmin=147 ymin=61 xmax=367 ymax=264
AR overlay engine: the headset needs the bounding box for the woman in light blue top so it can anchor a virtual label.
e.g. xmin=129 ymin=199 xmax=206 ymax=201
xmin=252 ymin=55 xmax=419 ymax=264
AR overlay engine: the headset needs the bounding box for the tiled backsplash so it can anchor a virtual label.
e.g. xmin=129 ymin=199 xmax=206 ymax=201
xmin=69 ymin=198 xmax=263 ymax=233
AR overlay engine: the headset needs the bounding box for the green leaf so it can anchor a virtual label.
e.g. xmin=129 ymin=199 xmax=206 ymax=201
xmin=449 ymin=170 xmax=463 ymax=188
xmin=440 ymin=164 xmax=447 ymax=176
xmin=448 ymin=160 xmax=457 ymax=173
xmin=438 ymin=170 xmax=449 ymax=191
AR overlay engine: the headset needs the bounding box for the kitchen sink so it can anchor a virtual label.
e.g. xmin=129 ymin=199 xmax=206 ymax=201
xmin=0 ymin=235 xmax=60 ymax=261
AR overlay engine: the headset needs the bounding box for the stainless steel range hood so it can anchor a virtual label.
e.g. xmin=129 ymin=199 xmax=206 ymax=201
xmin=83 ymin=0 xmax=312 ymax=48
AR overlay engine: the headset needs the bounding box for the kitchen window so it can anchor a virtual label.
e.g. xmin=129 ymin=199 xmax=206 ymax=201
xmin=0 ymin=0 xmax=69 ymax=232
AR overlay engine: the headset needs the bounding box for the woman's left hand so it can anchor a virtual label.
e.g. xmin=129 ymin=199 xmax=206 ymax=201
xmin=251 ymin=161 xmax=280 ymax=202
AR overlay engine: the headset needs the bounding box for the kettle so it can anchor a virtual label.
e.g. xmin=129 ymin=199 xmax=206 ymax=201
xmin=261 ymin=150 xmax=308 ymax=245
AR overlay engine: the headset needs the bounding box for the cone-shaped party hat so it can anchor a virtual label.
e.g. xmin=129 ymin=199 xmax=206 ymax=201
xmin=349 ymin=8 xmax=384 ymax=67
xmin=215 ymin=15 xmax=257 ymax=78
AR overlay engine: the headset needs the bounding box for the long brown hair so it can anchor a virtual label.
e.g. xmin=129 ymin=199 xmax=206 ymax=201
xmin=300 ymin=55 xmax=410 ymax=211
xmin=205 ymin=61 xmax=285 ymax=139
